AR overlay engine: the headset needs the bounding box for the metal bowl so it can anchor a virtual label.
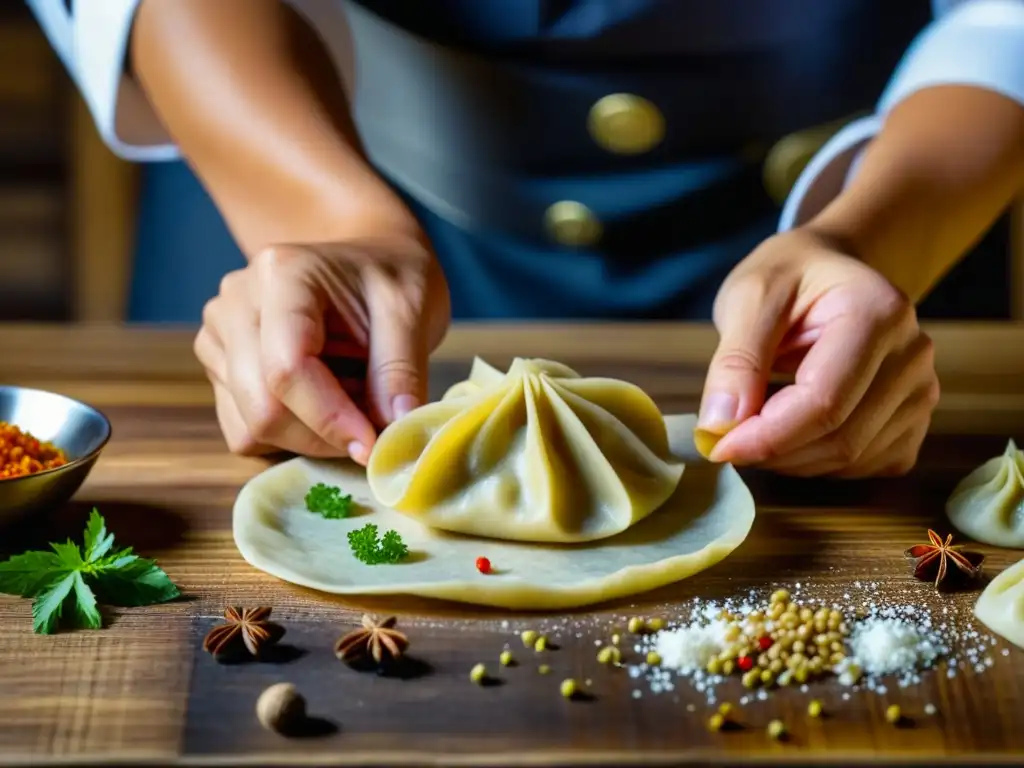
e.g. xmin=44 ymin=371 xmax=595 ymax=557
xmin=0 ymin=385 xmax=111 ymax=527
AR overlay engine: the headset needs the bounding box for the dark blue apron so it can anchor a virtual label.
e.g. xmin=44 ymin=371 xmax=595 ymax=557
xmin=127 ymin=0 xmax=1009 ymax=322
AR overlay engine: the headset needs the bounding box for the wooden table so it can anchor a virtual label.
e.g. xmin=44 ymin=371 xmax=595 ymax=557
xmin=2 ymin=322 xmax=1024 ymax=766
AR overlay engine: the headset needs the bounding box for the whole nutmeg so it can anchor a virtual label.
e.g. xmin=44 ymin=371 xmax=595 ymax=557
xmin=256 ymin=682 xmax=307 ymax=734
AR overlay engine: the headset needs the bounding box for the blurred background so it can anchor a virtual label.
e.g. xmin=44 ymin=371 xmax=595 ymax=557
xmin=1 ymin=3 xmax=1020 ymax=325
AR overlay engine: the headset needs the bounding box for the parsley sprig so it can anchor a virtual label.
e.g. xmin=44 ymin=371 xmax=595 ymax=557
xmin=0 ymin=508 xmax=180 ymax=634
xmin=347 ymin=523 xmax=409 ymax=565
xmin=305 ymin=482 xmax=354 ymax=519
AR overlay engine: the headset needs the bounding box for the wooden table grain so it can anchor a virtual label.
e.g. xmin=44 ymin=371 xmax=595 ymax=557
xmin=2 ymin=322 xmax=1024 ymax=767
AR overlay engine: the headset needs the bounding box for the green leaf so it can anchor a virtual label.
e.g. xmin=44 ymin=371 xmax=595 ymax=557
xmin=0 ymin=551 xmax=63 ymax=597
xmin=93 ymin=559 xmax=180 ymax=607
xmin=305 ymin=482 xmax=354 ymax=519
xmin=69 ymin=572 xmax=102 ymax=630
xmin=31 ymin=572 xmax=76 ymax=634
xmin=83 ymin=509 xmax=114 ymax=562
xmin=50 ymin=540 xmax=84 ymax=569
xmin=347 ymin=523 xmax=408 ymax=565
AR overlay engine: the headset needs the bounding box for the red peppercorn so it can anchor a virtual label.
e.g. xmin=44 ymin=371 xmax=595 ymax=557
xmin=475 ymin=557 xmax=492 ymax=574
xmin=737 ymin=655 xmax=754 ymax=672
xmin=758 ymin=636 xmax=773 ymax=651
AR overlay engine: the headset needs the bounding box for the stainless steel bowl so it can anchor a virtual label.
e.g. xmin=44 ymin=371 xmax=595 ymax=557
xmin=0 ymin=385 xmax=111 ymax=527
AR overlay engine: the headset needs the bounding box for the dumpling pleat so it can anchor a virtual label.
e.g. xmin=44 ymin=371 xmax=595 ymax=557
xmin=557 ymin=377 xmax=673 ymax=456
xmin=541 ymin=378 xmax=633 ymax=536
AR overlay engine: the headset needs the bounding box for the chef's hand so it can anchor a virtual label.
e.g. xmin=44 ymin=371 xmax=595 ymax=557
xmin=193 ymin=237 xmax=451 ymax=465
xmin=696 ymin=227 xmax=940 ymax=478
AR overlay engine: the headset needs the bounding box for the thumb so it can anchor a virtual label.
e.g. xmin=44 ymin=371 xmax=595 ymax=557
xmin=696 ymin=279 xmax=789 ymax=458
xmin=365 ymin=273 xmax=430 ymax=425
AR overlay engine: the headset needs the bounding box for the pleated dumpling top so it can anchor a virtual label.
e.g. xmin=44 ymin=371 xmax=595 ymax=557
xmin=366 ymin=357 xmax=685 ymax=543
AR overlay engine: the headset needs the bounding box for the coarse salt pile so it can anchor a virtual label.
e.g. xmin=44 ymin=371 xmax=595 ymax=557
xmin=844 ymin=617 xmax=942 ymax=678
xmin=653 ymin=620 xmax=728 ymax=673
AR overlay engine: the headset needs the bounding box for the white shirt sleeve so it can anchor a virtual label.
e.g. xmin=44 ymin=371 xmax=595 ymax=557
xmin=25 ymin=0 xmax=179 ymax=161
xmin=779 ymin=0 xmax=1024 ymax=231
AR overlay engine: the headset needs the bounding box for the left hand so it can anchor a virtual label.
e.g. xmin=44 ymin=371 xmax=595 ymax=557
xmin=695 ymin=227 xmax=940 ymax=478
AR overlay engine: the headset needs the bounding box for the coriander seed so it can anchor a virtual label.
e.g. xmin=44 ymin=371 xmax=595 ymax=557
xmin=718 ymin=702 xmax=734 ymax=718
xmin=256 ymin=683 xmax=307 ymax=735
xmin=521 ymin=629 xmax=538 ymax=647
xmin=627 ymin=617 xmax=645 ymax=634
xmin=760 ymin=669 xmax=775 ymax=686
xmin=470 ymin=663 xmax=488 ymax=684
xmin=707 ymin=713 xmax=725 ymax=732
xmin=538 ymin=664 xmax=551 ymax=675
xmin=499 ymin=650 xmax=514 ymax=666
xmin=885 ymin=705 xmax=902 ymax=725
xmin=741 ymin=669 xmax=760 ymax=688
xmin=647 ymin=617 xmax=665 ymax=632
xmin=807 ymin=699 xmax=823 ymax=718
xmin=534 ymin=636 xmax=548 ymax=652
xmin=560 ymin=678 xmax=578 ymax=698
xmin=610 ymin=633 xmax=621 ymax=645
xmin=646 ymin=651 xmax=662 ymax=666
xmin=770 ymin=589 xmax=790 ymax=604
xmin=767 ymin=720 xmax=786 ymax=741
xmin=597 ymin=646 xmax=620 ymax=665
xmin=721 ymin=659 xmax=735 ymax=676
xmin=706 ymin=658 xmax=721 ymax=675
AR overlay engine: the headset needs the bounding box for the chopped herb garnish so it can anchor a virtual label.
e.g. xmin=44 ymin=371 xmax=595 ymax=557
xmin=0 ymin=508 xmax=180 ymax=634
xmin=347 ymin=523 xmax=408 ymax=565
xmin=305 ymin=482 xmax=353 ymax=519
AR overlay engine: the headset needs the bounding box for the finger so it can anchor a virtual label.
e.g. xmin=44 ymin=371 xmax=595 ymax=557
xmin=220 ymin=290 xmax=353 ymax=460
xmin=756 ymin=335 xmax=934 ymax=471
xmin=194 ymin=326 xmax=229 ymax=386
xmin=363 ymin=264 xmax=429 ymax=425
xmin=767 ymin=386 xmax=933 ymax=478
xmin=832 ymin=389 xmax=935 ymax=478
xmin=696 ymin=276 xmax=792 ymax=457
xmin=213 ymin=381 xmax=272 ymax=456
xmin=255 ymin=248 xmax=377 ymax=460
xmin=710 ymin=311 xmax=894 ymax=464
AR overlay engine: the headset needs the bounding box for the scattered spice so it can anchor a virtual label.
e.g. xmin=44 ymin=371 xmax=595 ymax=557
xmin=520 ymin=630 xmax=539 ymax=648
xmin=924 ymin=703 xmax=937 ymax=716
xmin=767 ymin=719 xmax=787 ymax=741
xmin=647 ymin=618 xmax=665 ymax=632
xmin=0 ymin=420 xmax=67 ymax=479
xmin=885 ymin=704 xmax=902 ymax=725
xmin=737 ymin=655 xmax=754 ymax=672
xmin=807 ymin=699 xmax=823 ymax=718
xmin=538 ymin=664 xmax=551 ymax=675
xmin=560 ymin=678 xmax=578 ymax=698
xmin=499 ymin=650 xmax=514 ymax=666
xmin=645 ymin=651 xmax=662 ymax=666
xmin=304 ymin=482 xmax=353 ymax=519
xmin=334 ymin=614 xmax=408 ymax=665
xmin=904 ymin=529 xmax=984 ymax=588
xmin=707 ymin=713 xmax=725 ymax=732
xmin=610 ymin=633 xmax=621 ymax=645
xmin=627 ymin=617 xmax=645 ymax=634
xmin=256 ymin=683 xmax=306 ymax=735
xmin=597 ymin=646 xmax=621 ymax=665
xmin=470 ymin=663 xmax=488 ymax=684
xmin=844 ymin=618 xmax=940 ymax=679
xmin=475 ymin=557 xmax=492 ymax=574
xmin=203 ymin=607 xmax=284 ymax=658
xmin=718 ymin=702 xmax=735 ymax=719
xmin=534 ymin=636 xmax=548 ymax=652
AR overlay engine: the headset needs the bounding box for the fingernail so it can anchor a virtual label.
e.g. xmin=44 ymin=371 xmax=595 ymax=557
xmin=347 ymin=441 xmax=368 ymax=464
xmin=698 ymin=392 xmax=739 ymax=431
xmin=392 ymin=394 xmax=419 ymax=420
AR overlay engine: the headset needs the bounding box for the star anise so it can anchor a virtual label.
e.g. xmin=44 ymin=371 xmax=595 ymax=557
xmin=203 ymin=607 xmax=285 ymax=658
xmin=334 ymin=614 xmax=408 ymax=665
xmin=904 ymin=529 xmax=985 ymax=588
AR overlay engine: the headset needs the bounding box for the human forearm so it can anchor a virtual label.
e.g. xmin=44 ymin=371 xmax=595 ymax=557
xmin=131 ymin=0 xmax=422 ymax=258
xmin=806 ymin=85 xmax=1024 ymax=303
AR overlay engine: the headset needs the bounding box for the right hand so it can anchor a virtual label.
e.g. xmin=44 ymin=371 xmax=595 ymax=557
xmin=193 ymin=236 xmax=451 ymax=465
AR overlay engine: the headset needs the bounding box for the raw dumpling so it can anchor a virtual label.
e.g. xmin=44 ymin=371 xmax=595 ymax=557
xmin=366 ymin=357 xmax=685 ymax=543
xmin=974 ymin=558 xmax=1024 ymax=649
xmin=946 ymin=439 xmax=1024 ymax=549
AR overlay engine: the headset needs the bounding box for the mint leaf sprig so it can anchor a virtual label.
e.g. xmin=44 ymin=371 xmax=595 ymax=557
xmin=347 ymin=523 xmax=409 ymax=565
xmin=0 ymin=509 xmax=181 ymax=634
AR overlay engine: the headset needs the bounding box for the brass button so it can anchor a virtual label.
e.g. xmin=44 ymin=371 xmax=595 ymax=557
xmin=544 ymin=201 xmax=602 ymax=247
xmin=762 ymin=113 xmax=866 ymax=205
xmin=587 ymin=93 xmax=665 ymax=155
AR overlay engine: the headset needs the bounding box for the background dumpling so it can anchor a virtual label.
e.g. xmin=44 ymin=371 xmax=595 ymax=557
xmin=974 ymin=558 xmax=1024 ymax=649
xmin=946 ymin=439 xmax=1024 ymax=549
xmin=366 ymin=357 xmax=685 ymax=543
